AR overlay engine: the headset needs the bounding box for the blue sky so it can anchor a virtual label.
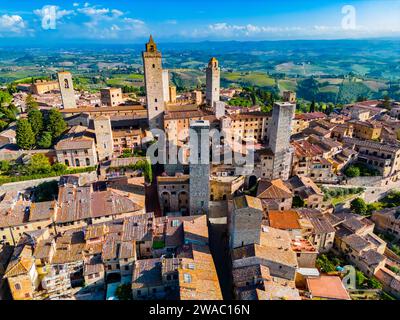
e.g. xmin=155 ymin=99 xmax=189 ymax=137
xmin=0 ymin=0 xmax=399 ymax=43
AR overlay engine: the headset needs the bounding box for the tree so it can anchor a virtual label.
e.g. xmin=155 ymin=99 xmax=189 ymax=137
xmin=292 ymin=196 xmax=305 ymax=208
xmin=367 ymin=277 xmax=382 ymax=289
xmin=28 ymin=109 xmax=44 ymax=138
xmin=52 ymin=162 xmax=67 ymax=173
xmin=16 ymin=119 xmax=35 ymax=150
xmin=356 ymin=270 xmax=366 ymax=288
xmin=25 ymin=94 xmax=38 ymax=111
xmin=0 ymin=120 xmax=8 ymax=131
xmin=26 ymin=154 xmax=52 ymax=175
xmin=115 ymin=283 xmax=132 ymax=300
xmin=350 ymin=198 xmax=368 ymax=215
xmin=316 ymin=254 xmax=336 ymax=273
xmin=0 ymin=160 xmax=10 ymax=173
xmin=46 ymin=109 xmax=67 ymax=141
xmin=33 ymin=180 xmax=59 ymax=202
xmin=345 ymin=165 xmax=360 ymax=178
xmin=310 ymin=100 xmax=316 ymax=113
xmin=37 ymin=131 xmax=53 ymax=149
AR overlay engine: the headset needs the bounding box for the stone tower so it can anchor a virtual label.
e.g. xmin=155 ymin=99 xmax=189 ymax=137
xmin=162 ymin=70 xmax=170 ymax=103
xmin=268 ymin=102 xmax=295 ymax=154
xmin=93 ymin=115 xmax=114 ymax=161
xmin=189 ymin=120 xmax=210 ymax=215
xmin=57 ymin=71 xmax=76 ymax=109
xmin=206 ymin=57 xmax=220 ymax=107
xmin=264 ymin=102 xmax=296 ymax=180
xmin=142 ymin=35 xmax=165 ymax=129
xmin=228 ymin=195 xmax=263 ymax=249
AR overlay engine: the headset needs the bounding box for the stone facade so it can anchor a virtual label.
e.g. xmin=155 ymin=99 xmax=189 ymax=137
xmin=57 ymin=71 xmax=76 ymax=109
xmin=100 ymin=88 xmax=123 ymax=107
xmin=206 ymin=57 xmax=220 ymax=107
xmin=162 ymin=70 xmax=170 ymax=103
xmin=228 ymin=196 xmax=263 ymax=249
xmin=94 ymin=116 xmax=114 ymax=161
xmin=142 ymin=36 xmax=165 ymax=129
xmin=262 ymin=102 xmax=296 ymax=180
xmin=31 ymin=80 xmax=59 ymax=95
xmin=189 ymin=120 xmax=210 ymax=215
xmin=157 ymin=175 xmax=189 ymax=215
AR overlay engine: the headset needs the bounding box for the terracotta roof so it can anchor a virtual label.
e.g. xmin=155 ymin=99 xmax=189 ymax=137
xmin=268 ymin=210 xmax=301 ymax=230
xmin=5 ymin=256 xmax=34 ymax=278
xmin=257 ymin=179 xmax=293 ymax=199
xmin=307 ymin=276 xmax=351 ymax=300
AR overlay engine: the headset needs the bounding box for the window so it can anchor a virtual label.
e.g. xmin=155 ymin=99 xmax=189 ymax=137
xmin=86 ymin=158 xmax=90 ymax=166
xmin=64 ymin=79 xmax=69 ymax=89
xmin=15 ymin=283 xmax=21 ymax=290
xmin=183 ymin=273 xmax=192 ymax=283
xmin=75 ymin=159 xmax=80 ymax=167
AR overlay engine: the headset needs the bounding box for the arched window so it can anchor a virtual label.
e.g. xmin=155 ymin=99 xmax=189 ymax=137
xmin=75 ymin=159 xmax=80 ymax=167
xmin=86 ymin=158 xmax=90 ymax=166
xmin=64 ymin=79 xmax=69 ymax=89
xmin=65 ymin=159 xmax=69 ymax=166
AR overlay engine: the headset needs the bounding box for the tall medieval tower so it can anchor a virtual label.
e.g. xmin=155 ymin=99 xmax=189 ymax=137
xmin=206 ymin=57 xmax=220 ymax=107
xmin=57 ymin=71 xmax=76 ymax=109
xmin=93 ymin=115 xmax=114 ymax=161
xmin=265 ymin=102 xmax=296 ymax=180
xmin=142 ymin=35 xmax=165 ymax=129
xmin=189 ymin=120 xmax=210 ymax=215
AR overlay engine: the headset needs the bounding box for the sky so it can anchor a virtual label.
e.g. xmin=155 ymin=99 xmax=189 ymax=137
xmin=0 ymin=0 xmax=399 ymax=44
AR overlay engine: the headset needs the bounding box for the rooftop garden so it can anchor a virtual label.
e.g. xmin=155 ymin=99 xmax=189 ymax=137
xmin=344 ymin=163 xmax=380 ymax=178
xmin=0 ymin=154 xmax=96 ymax=185
xmin=321 ymin=186 xmax=365 ymax=206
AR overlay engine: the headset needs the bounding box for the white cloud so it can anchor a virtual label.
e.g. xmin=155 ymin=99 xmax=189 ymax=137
xmin=186 ymin=21 xmax=400 ymax=39
xmin=165 ymin=19 xmax=177 ymax=25
xmin=111 ymin=9 xmax=124 ymax=17
xmin=73 ymin=3 xmax=80 ymax=7
xmin=0 ymin=14 xmax=26 ymax=33
xmin=78 ymin=7 xmax=110 ymax=16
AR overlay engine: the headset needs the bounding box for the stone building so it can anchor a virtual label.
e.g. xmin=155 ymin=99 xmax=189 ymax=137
xmin=192 ymin=90 xmax=202 ymax=105
xmin=157 ymin=174 xmax=189 ymax=215
xmin=228 ymin=195 xmax=263 ymax=249
xmin=256 ymin=179 xmax=293 ymax=211
xmin=189 ymin=120 xmax=210 ymax=215
xmin=231 ymin=226 xmax=298 ymax=281
xmin=206 ymin=57 xmax=220 ymax=107
xmin=100 ymin=88 xmax=123 ymax=107
xmin=371 ymin=207 xmax=400 ymax=241
xmin=31 ymin=80 xmax=60 ymax=95
xmin=262 ymin=102 xmax=296 ymax=181
xmin=283 ymin=90 xmax=296 ymax=103
xmin=142 ymin=35 xmax=165 ymax=129
xmin=342 ymin=137 xmax=400 ymax=177
xmin=54 ymin=126 xmax=98 ymax=168
xmin=169 ymin=86 xmax=177 ymax=103
xmin=93 ymin=116 xmax=114 ymax=161
xmin=57 ymin=71 xmax=76 ymax=109
xmin=112 ymin=128 xmax=143 ymax=156
xmin=4 ymin=244 xmax=40 ymax=300
xmin=210 ymin=175 xmax=245 ymax=201
xmin=221 ymin=112 xmax=270 ymax=143
xmin=350 ymin=120 xmax=382 ymax=141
